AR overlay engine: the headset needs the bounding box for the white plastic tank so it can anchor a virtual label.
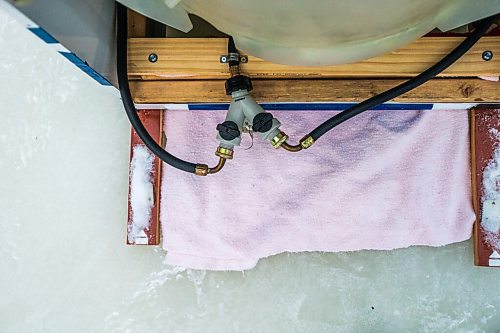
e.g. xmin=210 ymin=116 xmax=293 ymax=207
xmin=119 ymin=0 xmax=500 ymax=66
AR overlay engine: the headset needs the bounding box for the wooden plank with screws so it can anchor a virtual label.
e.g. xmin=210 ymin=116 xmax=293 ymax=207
xmin=128 ymin=37 xmax=500 ymax=80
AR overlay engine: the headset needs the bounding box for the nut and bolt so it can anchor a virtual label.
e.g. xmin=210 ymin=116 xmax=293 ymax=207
xmin=148 ymin=53 xmax=158 ymax=63
xmin=482 ymin=50 xmax=493 ymax=61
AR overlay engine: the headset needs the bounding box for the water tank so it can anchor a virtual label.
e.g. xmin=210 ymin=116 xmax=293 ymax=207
xmin=119 ymin=0 xmax=500 ymax=66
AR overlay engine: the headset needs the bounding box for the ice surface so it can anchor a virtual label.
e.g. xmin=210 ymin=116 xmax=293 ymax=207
xmin=1 ymin=6 xmax=500 ymax=333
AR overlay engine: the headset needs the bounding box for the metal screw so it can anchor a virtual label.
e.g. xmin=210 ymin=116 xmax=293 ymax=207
xmin=482 ymin=50 xmax=493 ymax=61
xmin=148 ymin=53 xmax=158 ymax=63
xmin=240 ymin=56 xmax=248 ymax=63
xmin=220 ymin=56 xmax=227 ymax=63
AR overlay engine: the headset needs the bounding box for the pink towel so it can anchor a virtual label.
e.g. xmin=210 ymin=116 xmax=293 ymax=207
xmin=160 ymin=109 xmax=474 ymax=270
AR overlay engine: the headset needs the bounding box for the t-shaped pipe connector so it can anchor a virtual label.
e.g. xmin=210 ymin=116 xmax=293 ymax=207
xmin=233 ymin=90 xmax=282 ymax=141
xmin=217 ymin=69 xmax=287 ymax=153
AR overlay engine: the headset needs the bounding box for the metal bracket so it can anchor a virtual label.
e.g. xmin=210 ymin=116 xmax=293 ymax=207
xmin=220 ymin=52 xmax=248 ymax=64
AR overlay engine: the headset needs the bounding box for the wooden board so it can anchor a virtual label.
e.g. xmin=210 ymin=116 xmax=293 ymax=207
xmin=128 ymin=9 xmax=147 ymax=38
xmin=128 ymin=37 xmax=500 ymax=80
xmin=130 ymin=78 xmax=500 ymax=104
xmin=471 ymin=108 xmax=500 ymax=267
xmin=127 ymin=110 xmax=163 ymax=245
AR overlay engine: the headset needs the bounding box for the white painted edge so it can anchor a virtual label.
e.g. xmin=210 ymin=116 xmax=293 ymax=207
xmin=490 ymin=250 xmax=500 ymax=259
xmin=489 ymin=251 xmax=500 ymax=267
xmin=431 ymin=103 xmax=479 ymax=110
xmin=489 ymin=258 xmax=500 ymax=267
xmin=134 ymin=103 xmax=190 ymax=111
xmin=48 ymin=43 xmax=70 ymax=53
xmin=133 ymin=230 xmax=149 ymax=245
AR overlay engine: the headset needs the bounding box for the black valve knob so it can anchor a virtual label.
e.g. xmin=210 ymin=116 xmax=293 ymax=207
xmin=225 ymin=75 xmax=253 ymax=95
xmin=252 ymin=113 xmax=274 ymax=133
xmin=216 ymin=121 xmax=241 ymax=141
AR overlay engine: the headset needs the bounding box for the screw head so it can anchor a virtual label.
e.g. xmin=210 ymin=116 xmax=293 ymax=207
xmin=148 ymin=53 xmax=158 ymax=63
xmin=482 ymin=50 xmax=493 ymax=61
xmin=220 ymin=56 xmax=227 ymax=63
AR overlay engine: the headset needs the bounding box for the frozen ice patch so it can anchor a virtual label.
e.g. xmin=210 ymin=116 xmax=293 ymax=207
xmin=128 ymin=145 xmax=155 ymax=244
xmin=481 ymin=130 xmax=500 ymax=251
xmin=482 ymin=200 xmax=500 ymax=233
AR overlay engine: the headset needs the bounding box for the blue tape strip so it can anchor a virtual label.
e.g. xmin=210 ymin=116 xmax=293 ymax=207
xmin=59 ymin=52 xmax=112 ymax=86
xmin=28 ymin=27 xmax=59 ymax=44
xmin=28 ymin=26 xmax=111 ymax=87
xmin=188 ymin=103 xmax=434 ymax=111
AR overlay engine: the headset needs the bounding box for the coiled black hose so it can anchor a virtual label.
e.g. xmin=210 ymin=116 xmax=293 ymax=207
xmin=116 ymin=2 xmax=197 ymax=174
xmin=308 ymin=16 xmax=495 ymax=142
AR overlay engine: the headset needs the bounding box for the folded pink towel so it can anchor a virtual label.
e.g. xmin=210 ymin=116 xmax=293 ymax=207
xmin=160 ymin=109 xmax=474 ymax=270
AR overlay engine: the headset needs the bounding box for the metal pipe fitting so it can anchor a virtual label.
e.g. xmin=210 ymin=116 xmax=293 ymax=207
xmin=281 ymin=141 xmax=303 ymax=152
xmin=271 ymin=131 xmax=289 ymax=149
xmin=208 ymin=157 xmax=227 ymax=174
xmin=195 ymin=164 xmax=210 ymax=176
xmin=215 ymin=146 xmax=234 ymax=159
xmin=195 ymin=156 xmax=228 ymax=176
xmin=300 ymin=135 xmax=315 ymax=149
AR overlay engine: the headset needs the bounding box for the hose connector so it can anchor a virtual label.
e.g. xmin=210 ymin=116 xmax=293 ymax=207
xmin=195 ymin=164 xmax=210 ymax=176
xmin=300 ymin=135 xmax=315 ymax=149
xmin=229 ymin=65 xmax=240 ymax=78
xmin=271 ymin=131 xmax=288 ymax=149
xmin=195 ymin=156 xmax=228 ymax=176
xmin=215 ymin=146 xmax=234 ymax=159
xmin=209 ymin=157 xmax=226 ymax=174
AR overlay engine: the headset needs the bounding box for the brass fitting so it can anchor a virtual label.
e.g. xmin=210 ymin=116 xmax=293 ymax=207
xmin=196 ymin=157 xmax=227 ymax=176
xmin=299 ymin=135 xmax=315 ymax=149
xmin=229 ymin=65 xmax=240 ymax=77
xmin=271 ymin=131 xmax=289 ymax=149
xmin=281 ymin=141 xmax=303 ymax=152
xmin=208 ymin=157 xmax=226 ymax=174
xmin=195 ymin=164 xmax=210 ymax=176
xmin=215 ymin=146 xmax=234 ymax=159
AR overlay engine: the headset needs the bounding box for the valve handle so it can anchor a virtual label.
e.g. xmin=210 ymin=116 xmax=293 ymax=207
xmin=252 ymin=113 xmax=274 ymax=133
xmin=217 ymin=121 xmax=241 ymax=141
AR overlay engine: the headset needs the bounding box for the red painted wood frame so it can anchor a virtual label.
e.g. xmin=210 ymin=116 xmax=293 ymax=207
xmin=127 ymin=110 xmax=163 ymax=245
xmin=471 ymin=108 xmax=500 ymax=267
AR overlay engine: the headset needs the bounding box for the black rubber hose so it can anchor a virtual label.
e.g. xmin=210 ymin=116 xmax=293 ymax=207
xmin=116 ymin=3 xmax=197 ymax=174
xmin=227 ymin=36 xmax=239 ymax=67
xmin=309 ymin=16 xmax=495 ymax=141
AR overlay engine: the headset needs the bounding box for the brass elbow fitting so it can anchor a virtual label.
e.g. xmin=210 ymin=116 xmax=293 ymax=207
xmin=208 ymin=157 xmax=226 ymax=174
xmin=271 ymin=131 xmax=289 ymax=149
xmin=280 ymin=134 xmax=314 ymax=152
xmin=195 ymin=147 xmax=233 ymax=176
xmin=281 ymin=141 xmax=302 ymax=152
xmin=195 ymin=158 xmax=227 ymax=176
